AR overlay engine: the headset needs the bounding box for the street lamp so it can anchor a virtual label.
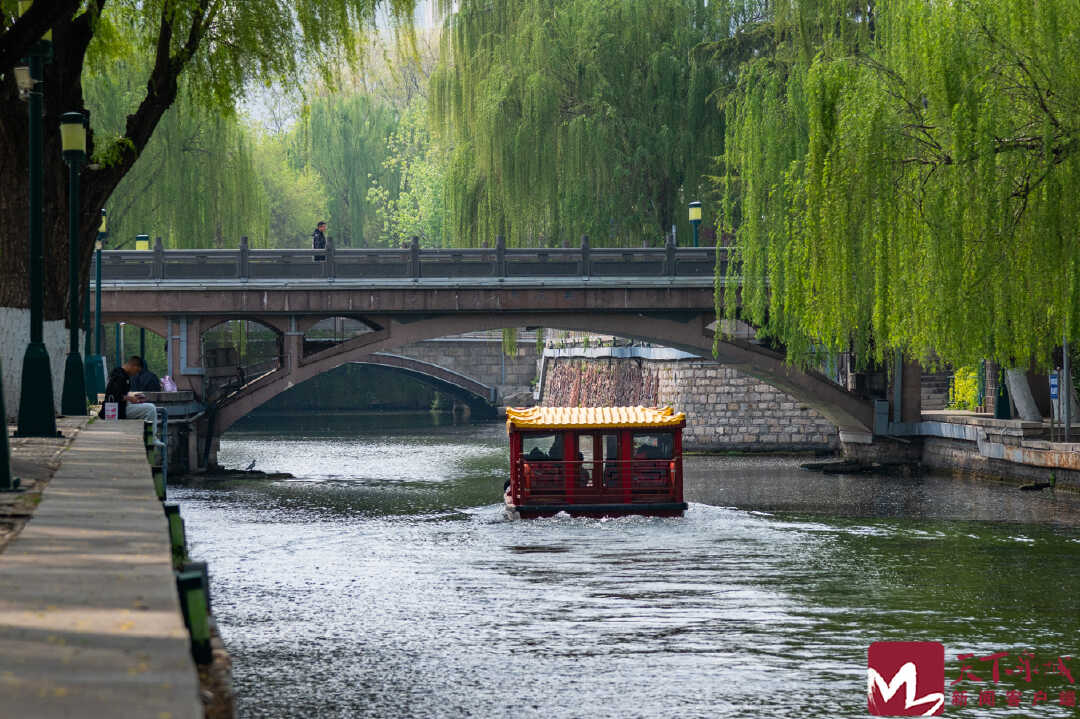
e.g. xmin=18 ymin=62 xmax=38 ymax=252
xmin=116 ymin=322 xmax=125 ymax=369
xmin=15 ymin=0 xmax=57 ymax=437
xmin=95 ymin=210 xmax=106 ymax=355
xmin=85 ymin=210 xmax=107 ymax=400
xmin=688 ymin=201 xmax=702 ymax=248
xmin=60 ymin=112 xmax=88 ymax=416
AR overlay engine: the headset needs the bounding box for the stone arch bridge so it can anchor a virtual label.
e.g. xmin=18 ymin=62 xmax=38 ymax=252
xmin=96 ymin=243 xmax=881 ymax=466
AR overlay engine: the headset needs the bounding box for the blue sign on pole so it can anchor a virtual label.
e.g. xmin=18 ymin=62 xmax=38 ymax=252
xmin=1050 ymin=372 xmax=1060 ymax=400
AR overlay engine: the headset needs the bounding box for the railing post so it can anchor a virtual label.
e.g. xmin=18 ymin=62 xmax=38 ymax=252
xmin=325 ymin=236 xmax=336 ymax=279
xmin=579 ymin=235 xmax=590 ymax=277
xmin=495 ymin=235 xmax=506 ymax=277
xmin=665 ymin=233 xmax=677 ymax=276
xmin=238 ymin=235 xmax=249 ymax=279
xmin=409 ymin=236 xmax=420 ymax=278
xmin=152 ymin=236 xmax=164 ymax=280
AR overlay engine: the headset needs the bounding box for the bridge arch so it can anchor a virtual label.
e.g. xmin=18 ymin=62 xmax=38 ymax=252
xmin=217 ymin=351 xmax=499 ymax=429
xmin=352 ymin=353 xmax=498 ymax=411
xmin=213 ymin=311 xmax=873 ymax=437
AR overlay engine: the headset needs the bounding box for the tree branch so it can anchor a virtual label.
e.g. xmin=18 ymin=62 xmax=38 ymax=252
xmin=0 ymin=0 xmax=80 ymax=73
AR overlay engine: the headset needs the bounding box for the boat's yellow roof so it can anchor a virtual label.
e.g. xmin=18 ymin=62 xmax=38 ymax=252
xmin=506 ymin=406 xmax=686 ymax=431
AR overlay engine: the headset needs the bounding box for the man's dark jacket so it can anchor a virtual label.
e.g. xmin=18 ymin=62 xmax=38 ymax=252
xmin=312 ymin=228 xmax=326 ymax=250
xmin=130 ymin=368 xmax=161 ymax=392
xmin=99 ymin=367 xmax=130 ymax=419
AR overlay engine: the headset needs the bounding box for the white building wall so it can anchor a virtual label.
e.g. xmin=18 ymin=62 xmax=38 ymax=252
xmin=1 ymin=308 xmax=74 ymax=422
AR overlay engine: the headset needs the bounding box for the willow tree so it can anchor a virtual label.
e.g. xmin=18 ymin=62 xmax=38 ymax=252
xmin=295 ymin=92 xmax=399 ymax=246
xmin=85 ymin=63 xmax=267 ymax=249
xmin=0 ymin=0 xmax=415 ymax=322
xmin=721 ymin=0 xmax=1080 ymax=371
xmin=431 ymin=0 xmax=754 ymax=247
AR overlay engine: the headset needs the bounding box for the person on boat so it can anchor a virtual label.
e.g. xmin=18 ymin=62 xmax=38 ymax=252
xmin=547 ymin=433 xmax=563 ymax=460
xmin=525 ymin=446 xmax=547 ymax=461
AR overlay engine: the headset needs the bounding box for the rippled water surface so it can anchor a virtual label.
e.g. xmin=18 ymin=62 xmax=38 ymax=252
xmin=171 ymin=413 xmax=1080 ymax=718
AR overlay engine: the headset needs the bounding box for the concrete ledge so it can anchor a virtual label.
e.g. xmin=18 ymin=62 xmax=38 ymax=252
xmin=0 ymin=420 xmax=201 ymax=718
xmin=543 ymin=344 xmax=702 ymax=360
xmin=923 ymin=437 xmax=1080 ymax=490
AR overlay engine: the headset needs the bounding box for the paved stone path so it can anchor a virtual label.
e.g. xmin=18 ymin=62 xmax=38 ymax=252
xmin=1 ymin=417 xmax=87 ymax=553
xmin=0 ymin=419 xmax=201 ymax=718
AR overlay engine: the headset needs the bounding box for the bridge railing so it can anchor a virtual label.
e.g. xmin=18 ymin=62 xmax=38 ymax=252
xmin=97 ymin=236 xmax=725 ymax=281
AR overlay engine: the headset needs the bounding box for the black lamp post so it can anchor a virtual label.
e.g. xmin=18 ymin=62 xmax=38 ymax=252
xmin=14 ymin=1 xmax=57 ymax=437
xmin=95 ymin=210 xmax=106 ymax=356
xmin=688 ymin=201 xmax=702 ymax=248
xmin=85 ymin=210 xmax=107 ymax=399
xmin=60 ymin=112 xmax=88 ymax=415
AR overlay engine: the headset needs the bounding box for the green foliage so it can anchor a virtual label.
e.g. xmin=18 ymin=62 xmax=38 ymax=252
xmin=85 ymin=65 xmax=268 ymax=249
xmin=431 ymin=0 xmax=747 ymax=246
xmin=719 ymin=0 xmax=1080 ymax=371
xmin=251 ymin=130 xmax=328 ymax=248
xmin=368 ymin=97 xmax=449 ymax=246
xmin=295 ymin=92 xmax=399 ymax=246
xmin=502 ymin=327 xmax=518 ymax=357
xmin=948 ymin=367 xmax=980 ymax=411
xmin=80 ymin=0 xmax=419 ymax=119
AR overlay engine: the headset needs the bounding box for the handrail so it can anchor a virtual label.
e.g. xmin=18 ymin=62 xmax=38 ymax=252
xmin=94 ymin=242 xmax=728 ymax=282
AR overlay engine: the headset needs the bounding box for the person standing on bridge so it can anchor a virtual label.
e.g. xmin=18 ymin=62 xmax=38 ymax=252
xmin=312 ymin=221 xmax=327 ymax=262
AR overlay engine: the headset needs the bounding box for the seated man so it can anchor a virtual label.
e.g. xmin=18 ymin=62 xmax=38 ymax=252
xmin=99 ymin=355 xmax=158 ymax=424
xmin=128 ymin=355 xmax=162 ymax=393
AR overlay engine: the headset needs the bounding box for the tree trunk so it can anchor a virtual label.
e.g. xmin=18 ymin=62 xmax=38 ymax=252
xmin=1005 ymin=368 xmax=1042 ymax=422
xmin=0 ymin=18 xmax=116 ymax=329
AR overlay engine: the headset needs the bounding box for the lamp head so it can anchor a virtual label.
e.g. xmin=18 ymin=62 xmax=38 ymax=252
xmin=688 ymin=201 xmax=702 ymax=223
xmin=60 ymin=111 xmax=87 ymax=165
xmin=13 ymin=65 xmax=33 ymax=98
xmin=99 ymin=209 xmax=107 ymax=234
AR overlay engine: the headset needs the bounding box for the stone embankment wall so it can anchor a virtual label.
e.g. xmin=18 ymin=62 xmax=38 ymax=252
xmin=539 ymin=350 xmax=839 ymax=451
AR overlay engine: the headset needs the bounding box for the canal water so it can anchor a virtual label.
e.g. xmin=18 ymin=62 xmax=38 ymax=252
xmin=172 ymin=413 xmax=1080 ymax=718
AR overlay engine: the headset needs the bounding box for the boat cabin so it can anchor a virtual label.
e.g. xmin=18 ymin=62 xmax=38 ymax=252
xmin=504 ymin=406 xmax=687 ymax=518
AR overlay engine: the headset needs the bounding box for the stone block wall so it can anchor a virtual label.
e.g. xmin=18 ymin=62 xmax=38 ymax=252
xmin=540 ymin=356 xmax=838 ymax=451
xmin=391 ymin=331 xmax=539 ymax=404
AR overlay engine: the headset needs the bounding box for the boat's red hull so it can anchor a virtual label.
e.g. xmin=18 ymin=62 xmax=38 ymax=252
xmin=505 ymin=500 xmax=687 ymax=519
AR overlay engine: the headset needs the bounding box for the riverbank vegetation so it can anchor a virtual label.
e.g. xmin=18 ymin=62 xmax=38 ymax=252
xmin=717 ymin=1 xmax=1080 ymax=372
xmin=4 ymin=0 xmax=1077 ymax=372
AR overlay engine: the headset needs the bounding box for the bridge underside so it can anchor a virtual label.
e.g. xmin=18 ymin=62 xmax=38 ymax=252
xmin=100 ymin=282 xmax=873 ymax=442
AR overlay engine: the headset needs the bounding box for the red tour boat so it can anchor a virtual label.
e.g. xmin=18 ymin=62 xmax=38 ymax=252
xmin=504 ymin=406 xmax=688 ymax=518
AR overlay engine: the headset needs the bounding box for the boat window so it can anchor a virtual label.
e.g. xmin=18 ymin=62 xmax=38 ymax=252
xmin=632 ymin=432 xmax=673 ymax=460
xmin=602 ymin=434 xmax=618 ymax=462
xmin=577 ymin=435 xmax=594 ymax=486
xmin=522 ymin=433 xmax=563 ymax=461
xmin=578 ymin=434 xmax=594 ymax=463
xmin=601 ymin=433 xmax=620 ymax=487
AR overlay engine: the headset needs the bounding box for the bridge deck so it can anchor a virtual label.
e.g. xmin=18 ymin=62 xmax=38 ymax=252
xmin=96 ymin=245 xmax=725 ymax=284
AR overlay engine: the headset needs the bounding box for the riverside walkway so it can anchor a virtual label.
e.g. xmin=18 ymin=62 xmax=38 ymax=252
xmin=0 ymin=419 xmax=201 ymax=718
